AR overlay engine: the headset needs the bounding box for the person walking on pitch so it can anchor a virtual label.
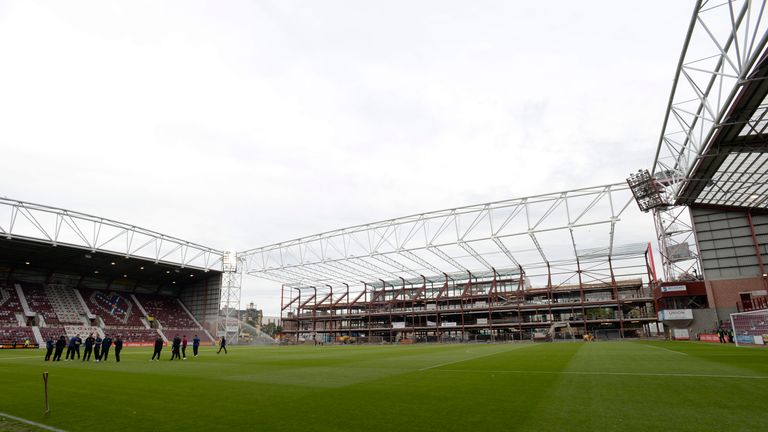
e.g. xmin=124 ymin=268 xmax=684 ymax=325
xmin=94 ymin=335 xmax=103 ymax=362
xmin=44 ymin=337 xmax=54 ymax=361
xmin=217 ymin=336 xmax=227 ymax=354
xmin=65 ymin=335 xmax=77 ymax=361
xmin=101 ymin=335 xmax=113 ymax=362
xmin=53 ymin=335 xmax=66 ymax=362
xmin=151 ymin=336 xmax=163 ymax=361
xmin=73 ymin=334 xmax=82 ymax=359
xmin=192 ymin=335 xmax=200 ymax=357
xmin=114 ymin=335 xmax=123 ymax=363
xmin=83 ymin=333 xmax=95 ymax=361
xmin=181 ymin=335 xmax=188 ymax=359
xmin=170 ymin=335 xmax=181 ymax=360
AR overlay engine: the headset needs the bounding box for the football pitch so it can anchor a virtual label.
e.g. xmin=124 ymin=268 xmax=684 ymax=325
xmin=1 ymin=341 xmax=766 ymax=432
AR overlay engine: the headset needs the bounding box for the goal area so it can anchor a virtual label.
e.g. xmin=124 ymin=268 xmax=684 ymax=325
xmin=730 ymin=309 xmax=768 ymax=347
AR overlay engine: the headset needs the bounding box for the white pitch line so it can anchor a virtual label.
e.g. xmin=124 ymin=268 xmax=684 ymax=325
xmin=418 ymin=344 xmax=536 ymax=371
xmin=0 ymin=412 xmax=67 ymax=432
xmin=0 ymin=355 xmax=43 ymax=361
xmin=432 ymin=369 xmax=768 ymax=380
xmin=640 ymin=344 xmax=688 ymax=356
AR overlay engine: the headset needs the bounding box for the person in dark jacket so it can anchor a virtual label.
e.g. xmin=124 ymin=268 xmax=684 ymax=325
xmin=181 ymin=335 xmax=188 ymax=359
xmin=217 ymin=336 xmax=227 ymax=354
xmin=52 ymin=336 xmax=66 ymax=361
xmin=44 ymin=337 xmax=54 ymax=361
xmin=170 ymin=335 xmax=181 ymax=360
xmin=73 ymin=334 xmax=82 ymax=359
xmin=65 ymin=335 xmax=78 ymax=361
xmin=94 ymin=335 xmax=103 ymax=362
xmin=151 ymin=336 xmax=163 ymax=361
xmin=114 ymin=335 xmax=123 ymax=363
xmin=101 ymin=335 xmax=113 ymax=361
xmin=192 ymin=335 xmax=200 ymax=357
xmin=83 ymin=333 xmax=95 ymax=361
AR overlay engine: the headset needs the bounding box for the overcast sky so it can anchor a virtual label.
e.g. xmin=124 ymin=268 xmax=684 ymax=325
xmin=0 ymin=1 xmax=694 ymax=315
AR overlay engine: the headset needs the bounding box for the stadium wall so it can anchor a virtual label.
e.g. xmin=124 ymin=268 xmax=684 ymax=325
xmin=689 ymin=206 xmax=768 ymax=324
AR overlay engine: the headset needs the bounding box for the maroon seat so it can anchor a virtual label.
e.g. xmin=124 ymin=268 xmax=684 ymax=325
xmin=134 ymin=294 xmax=198 ymax=330
xmin=0 ymin=326 xmax=35 ymax=345
xmin=80 ymin=289 xmax=145 ymax=328
xmin=0 ymin=284 xmax=24 ymax=325
xmin=19 ymin=283 xmax=60 ymax=325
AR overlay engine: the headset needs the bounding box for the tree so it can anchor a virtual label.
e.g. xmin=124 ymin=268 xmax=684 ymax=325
xmin=262 ymin=323 xmax=283 ymax=337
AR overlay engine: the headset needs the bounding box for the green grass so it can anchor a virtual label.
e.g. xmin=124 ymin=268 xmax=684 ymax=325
xmin=1 ymin=341 xmax=767 ymax=431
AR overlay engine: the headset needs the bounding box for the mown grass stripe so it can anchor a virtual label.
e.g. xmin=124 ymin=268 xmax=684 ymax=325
xmin=431 ymin=369 xmax=768 ymax=379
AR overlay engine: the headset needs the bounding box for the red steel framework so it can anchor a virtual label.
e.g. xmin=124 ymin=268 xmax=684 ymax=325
xmin=279 ymin=247 xmax=657 ymax=343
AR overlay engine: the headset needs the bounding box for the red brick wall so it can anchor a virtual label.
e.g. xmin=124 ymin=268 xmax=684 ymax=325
xmin=705 ymin=277 xmax=768 ymax=308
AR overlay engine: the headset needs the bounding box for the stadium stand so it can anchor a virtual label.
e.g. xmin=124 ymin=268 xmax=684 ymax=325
xmin=161 ymin=328 xmax=214 ymax=343
xmin=45 ymin=284 xmax=87 ymax=324
xmin=135 ymin=294 xmax=199 ymax=329
xmin=64 ymin=325 xmax=103 ymax=339
xmin=0 ymin=284 xmax=24 ymax=326
xmin=115 ymin=328 xmax=161 ymax=343
xmin=133 ymin=293 xmax=215 ymax=343
xmin=0 ymin=326 xmax=34 ymax=345
xmin=20 ymin=282 xmax=62 ymax=325
xmin=3 ymin=280 xmax=213 ymax=346
xmin=81 ymin=289 xmax=145 ymax=328
xmin=38 ymin=326 xmax=66 ymax=342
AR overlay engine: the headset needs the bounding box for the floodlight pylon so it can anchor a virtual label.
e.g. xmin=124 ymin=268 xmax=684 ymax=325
xmin=218 ymin=252 xmax=242 ymax=344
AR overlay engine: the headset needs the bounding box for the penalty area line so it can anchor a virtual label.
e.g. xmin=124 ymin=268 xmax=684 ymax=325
xmin=0 ymin=412 xmax=67 ymax=432
xmin=419 ymin=344 xmax=536 ymax=371
xmin=639 ymin=344 xmax=688 ymax=356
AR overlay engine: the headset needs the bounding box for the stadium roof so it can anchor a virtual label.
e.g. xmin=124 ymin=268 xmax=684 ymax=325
xmin=653 ymin=0 xmax=768 ymax=210
xmin=0 ymin=197 xmax=226 ymax=272
xmin=239 ymin=183 xmax=651 ymax=289
xmin=0 ymin=236 xmax=220 ymax=287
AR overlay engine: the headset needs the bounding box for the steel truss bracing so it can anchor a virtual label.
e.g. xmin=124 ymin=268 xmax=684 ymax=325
xmin=278 ymin=254 xmax=657 ymax=344
xmin=238 ymin=183 xmax=646 ymax=292
xmin=653 ymin=0 xmax=768 ymax=206
xmin=654 ymin=206 xmax=701 ymax=281
xmin=0 ymin=196 xmax=233 ymax=342
xmin=0 ymin=197 xmax=225 ymax=270
xmin=642 ymin=0 xmax=768 ymax=281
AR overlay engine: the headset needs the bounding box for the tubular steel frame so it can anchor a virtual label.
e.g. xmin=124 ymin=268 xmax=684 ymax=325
xmin=652 ymin=0 xmax=768 ymax=201
xmin=0 ymin=197 xmax=225 ymax=270
xmin=276 ymin=252 xmax=657 ymax=343
xmin=646 ymin=0 xmax=768 ymax=281
xmin=238 ymin=183 xmax=642 ymax=291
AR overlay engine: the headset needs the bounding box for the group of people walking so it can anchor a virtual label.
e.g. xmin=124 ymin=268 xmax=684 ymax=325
xmin=45 ymin=333 xmax=123 ymax=362
xmin=151 ymin=334 xmax=210 ymax=361
xmin=44 ymin=333 xmax=226 ymax=362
